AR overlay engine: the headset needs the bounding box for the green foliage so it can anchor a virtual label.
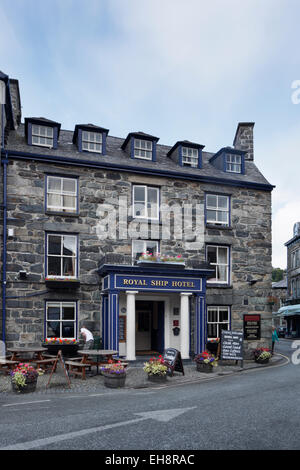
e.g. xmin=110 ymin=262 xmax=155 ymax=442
xmin=272 ymin=268 xmax=284 ymax=282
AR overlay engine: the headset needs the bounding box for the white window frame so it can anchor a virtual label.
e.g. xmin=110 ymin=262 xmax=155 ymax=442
xmin=206 ymin=194 xmax=230 ymax=226
xmin=46 ymin=176 xmax=78 ymax=213
xmin=32 ymin=125 xmax=54 ymax=148
xmin=207 ymin=306 xmax=230 ymax=340
xmin=132 ymin=240 xmax=160 ymax=261
xmin=226 ymin=154 xmax=242 ymax=173
xmin=46 ymin=301 xmax=77 ymax=340
xmin=133 ymin=185 xmax=159 ymax=220
xmin=134 ymin=139 xmax=153 ymax=160
xmin=206 ymin=245 xmax=230 ymax=284
xmin=47 ymin=233 xmax=78 ymax=279
xmin=82 ymin=131 xmax=103 ymax=153
xmin=182 ymin=147 xmax=198 ymax=167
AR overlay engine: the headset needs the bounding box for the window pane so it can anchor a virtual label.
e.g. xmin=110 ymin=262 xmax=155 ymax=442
xmin=217 ymin=265 xmax=227 ymax=282
xmin=48 ymin=235 xmax=61 ymax=255
xmin=63 ymin=257 xmax=76 ymax=276
xmin=48 ymin=177 xmax=61 ymax=192
xmin=62 ymin=306 xmax=75 ymax=320
xmin=146 ymin=241 xmax=158 ymax=254
xmin=207 ymin=195 xmax=217 ymax=208
xmin=218 ymin=196 xmax=228 ymax=209
xmin=40 ymin=127 xmax=46 ymax=136
xmin=62 ymin=322 xmax=75 ymax=338
xmin=207 ymin=247 xmax=217 ymax=264
xmin=218 ymin=247 xmax=228 ymax=264
xmin=63 ymin=179 xmax=76 ymax=193
xmin=134 ymin=187 xmax=145 ymax=202
xmin=133 ymin=240 xmax=145 ymax=259
xmin=207 ymin=210 xmax=216 ymax=222
xmin=63 ymin=236 xmax=76 ymax=257
xmin=47 ymin=322 xmax=60 ymax=338
xmin=207 ymin=323 xmax=217 ymax=338
xmin=47 ymin=306 xmax=60 ymax=320
xmin=219 ymin=308 xmax=229 ymax=322
xmin=48 ymin=194 xmax=62 ymax=208
xmin=208 ymin=309 xmax=218 ymax=322
xmin=48 ymin=257 xmax=61 ymax=276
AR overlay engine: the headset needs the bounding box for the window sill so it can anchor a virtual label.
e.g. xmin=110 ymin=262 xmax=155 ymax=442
xmin=45 ymin=211 xmax=79 ymax=218
xmin=206 ymin=283 xmax=232 ymax=289
xmin=206 ymin=224 xmax=232 ymax=231
xmin=128 ymin=217 xmax=162 ymax=225
xmin=45 ymin=279 xmax=80 ymax=289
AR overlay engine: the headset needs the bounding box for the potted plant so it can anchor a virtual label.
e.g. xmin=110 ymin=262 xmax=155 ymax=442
xmin=101 ymin=361 xmax=127 ymax=388
xmin=253 ymin=347 xmax=272 ymax=364
xmin=143 ymin=355 xmax=168 ymax=382
xmin=194 ymin=351 xmax=218 ymax=373
xmin=10 ymin=363 xmax=44 ymax=394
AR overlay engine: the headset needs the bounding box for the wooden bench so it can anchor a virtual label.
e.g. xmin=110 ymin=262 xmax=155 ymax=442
xmin=0 ymin=359 xmax=18 ymax=375
xmin=65 ymin=361 xmax=90 ymax=380
xmin=35 ymin=358 xmax=57 ymax=372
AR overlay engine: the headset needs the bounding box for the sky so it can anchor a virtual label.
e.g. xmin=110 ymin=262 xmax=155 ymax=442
xmin=1 ymin=0 xmax=300 ymax=269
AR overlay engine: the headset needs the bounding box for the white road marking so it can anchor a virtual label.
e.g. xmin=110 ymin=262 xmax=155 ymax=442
xmin=0 ymin=406 xmax=196 ymax=450
xmin=2 ymin=400 xmax=51 ymax=407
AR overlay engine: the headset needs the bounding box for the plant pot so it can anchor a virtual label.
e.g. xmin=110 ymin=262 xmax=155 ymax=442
xmin=11 ymin=376 xmax=38 ymax=394
xmin=147 ymin=374 xmax=167 ymax=383
xmin=103 ymin=372 xmax=126 ymax=388
xmin=196 ymin=362 xmax=214 ymax=373
xmin=255 ymin=357 xmax=269 ymax=364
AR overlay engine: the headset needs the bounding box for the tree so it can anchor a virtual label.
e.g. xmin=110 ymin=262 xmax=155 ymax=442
xmin=272 ymin=268 xmax=284 ymax=282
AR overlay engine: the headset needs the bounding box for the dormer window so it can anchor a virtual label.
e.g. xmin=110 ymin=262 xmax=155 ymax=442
xmin=82 ymin=131 xmax=102 ymax=153
xmin=25 ymin=117 xmax=61 ymax=150
xmin=134 ymin=139 xmax=153 ymax=160
xmin=167 ymin=141 xmax=204 ymax=169
xmin=182 ymin=147 xmax=199 ymax=167
xmin=209 ymin=148 xmax=245 ymax=175
xmin=32 ymin=125 xmax=54 ymax=148
xmin=73 ymin=124 xmax=109 ymax=155
xmin=226 ymin=154 xmax=242 ymax=173
xmin=121 ymin=132 xmax=159 ymax=162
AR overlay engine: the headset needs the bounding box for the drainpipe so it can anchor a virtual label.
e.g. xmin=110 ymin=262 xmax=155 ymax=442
xmin=2 ymin=151 xmax=7 ymax=343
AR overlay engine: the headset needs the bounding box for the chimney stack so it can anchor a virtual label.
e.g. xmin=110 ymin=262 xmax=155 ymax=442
xmin=233 ymin=122 xmax=254 ymax=161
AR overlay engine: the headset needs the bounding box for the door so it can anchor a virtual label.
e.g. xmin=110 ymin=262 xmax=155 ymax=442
xmin=136 ymin=310 xmax=151 ymax=351
xmin=152 ymin=301 xmax=165 ymax=353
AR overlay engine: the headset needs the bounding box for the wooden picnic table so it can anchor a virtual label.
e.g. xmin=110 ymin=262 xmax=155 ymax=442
xmin=7 ymin=347 xmax=48 ymax=363
xmin=78 ymin=349 xmax=118 ymax=375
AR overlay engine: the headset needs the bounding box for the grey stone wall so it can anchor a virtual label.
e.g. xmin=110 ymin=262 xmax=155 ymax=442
xmin=3 ymin=159 xmax=272 ymax=353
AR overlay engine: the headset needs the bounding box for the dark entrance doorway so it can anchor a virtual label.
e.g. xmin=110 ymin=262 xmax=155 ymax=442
xmin=135 ymin=300 xmax=164 ymax=355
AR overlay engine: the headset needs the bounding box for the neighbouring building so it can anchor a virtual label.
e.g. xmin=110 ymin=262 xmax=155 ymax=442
xmin=271 ymin=277 xmax=287 ymax=329
xmin=279 ymin=223 xmax=300 ymax=337
xmin=0 ymin=71 xmax=274 ymax=359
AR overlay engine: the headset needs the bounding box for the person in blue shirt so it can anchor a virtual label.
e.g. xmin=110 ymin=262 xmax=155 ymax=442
xmin=272 ymin=327 xmax=279 ymax=355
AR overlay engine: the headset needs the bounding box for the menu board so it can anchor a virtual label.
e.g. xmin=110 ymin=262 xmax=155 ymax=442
xmin=163 ymin=348 xmax=184 ymax=375
xmin=221 ymin=330 xmax=243 ymax=361
xmin=244 ymin=314 xmax=261 ymax=340
xmin=119 ymin=316 xmax=126 ymax=342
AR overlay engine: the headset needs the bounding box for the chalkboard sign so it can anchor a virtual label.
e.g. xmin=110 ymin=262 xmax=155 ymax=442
xmin=163 ymin=348 xmax=184 ymax=376
xmin=244 ymin=314 xmax=261 ymax=340
xmin=46 ymin=350 xmax=71 ymax=389
xmin=221 ymin=330 xmax=243 ymax=361
xmin=119 ymin=316 xmax=126 ymax=343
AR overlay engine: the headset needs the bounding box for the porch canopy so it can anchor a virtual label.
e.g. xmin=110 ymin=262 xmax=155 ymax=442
xmin=277 ymin=305 xmax=300 ymax=316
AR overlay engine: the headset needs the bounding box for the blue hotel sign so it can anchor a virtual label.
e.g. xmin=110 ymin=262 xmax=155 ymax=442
xmin=113 ymin=275 xmax=202 ymax=292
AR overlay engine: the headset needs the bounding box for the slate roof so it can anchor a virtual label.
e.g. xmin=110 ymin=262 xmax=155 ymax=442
xmin=6 ymin=123 xmax=273 ymax=188
xmin=272 ymin=278 xmax=287 ymax=289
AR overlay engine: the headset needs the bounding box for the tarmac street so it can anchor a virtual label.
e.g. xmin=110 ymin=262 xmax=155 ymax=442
xmin=0 ymin=340 xmax=298 ymax=450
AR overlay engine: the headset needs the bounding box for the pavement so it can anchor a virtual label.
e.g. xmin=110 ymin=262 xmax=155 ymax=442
xmin=0 ymin=353 xmax=286 ymax=396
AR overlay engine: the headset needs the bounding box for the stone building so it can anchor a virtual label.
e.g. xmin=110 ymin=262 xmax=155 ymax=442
xmin=279 ymin=223 xmax=300 ymax=337
xmin=0 ymin=71 xmax=274 ymax=359
xmin=271 ymin=277 xmax=287 ymax=329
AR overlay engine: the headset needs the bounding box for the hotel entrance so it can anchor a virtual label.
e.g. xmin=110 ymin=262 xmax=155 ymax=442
xmin=135 ymin=300 xmax=164 ymax=355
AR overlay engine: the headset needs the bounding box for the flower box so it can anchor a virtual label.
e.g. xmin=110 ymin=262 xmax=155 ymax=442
xmin=147 ymin=374 xmax=167 ymax=383
xmin=45 ymin=279 xmax=80 ymax=289
xmin=196 ymin=362 xmax=213 ymax=373
xmin=102 ymin=372 xmax=126 ymax=388
xmin=137 ymin=261 xmax=185 ymax=268
xmin=42 ymin=341 xmax=80 ymax=357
